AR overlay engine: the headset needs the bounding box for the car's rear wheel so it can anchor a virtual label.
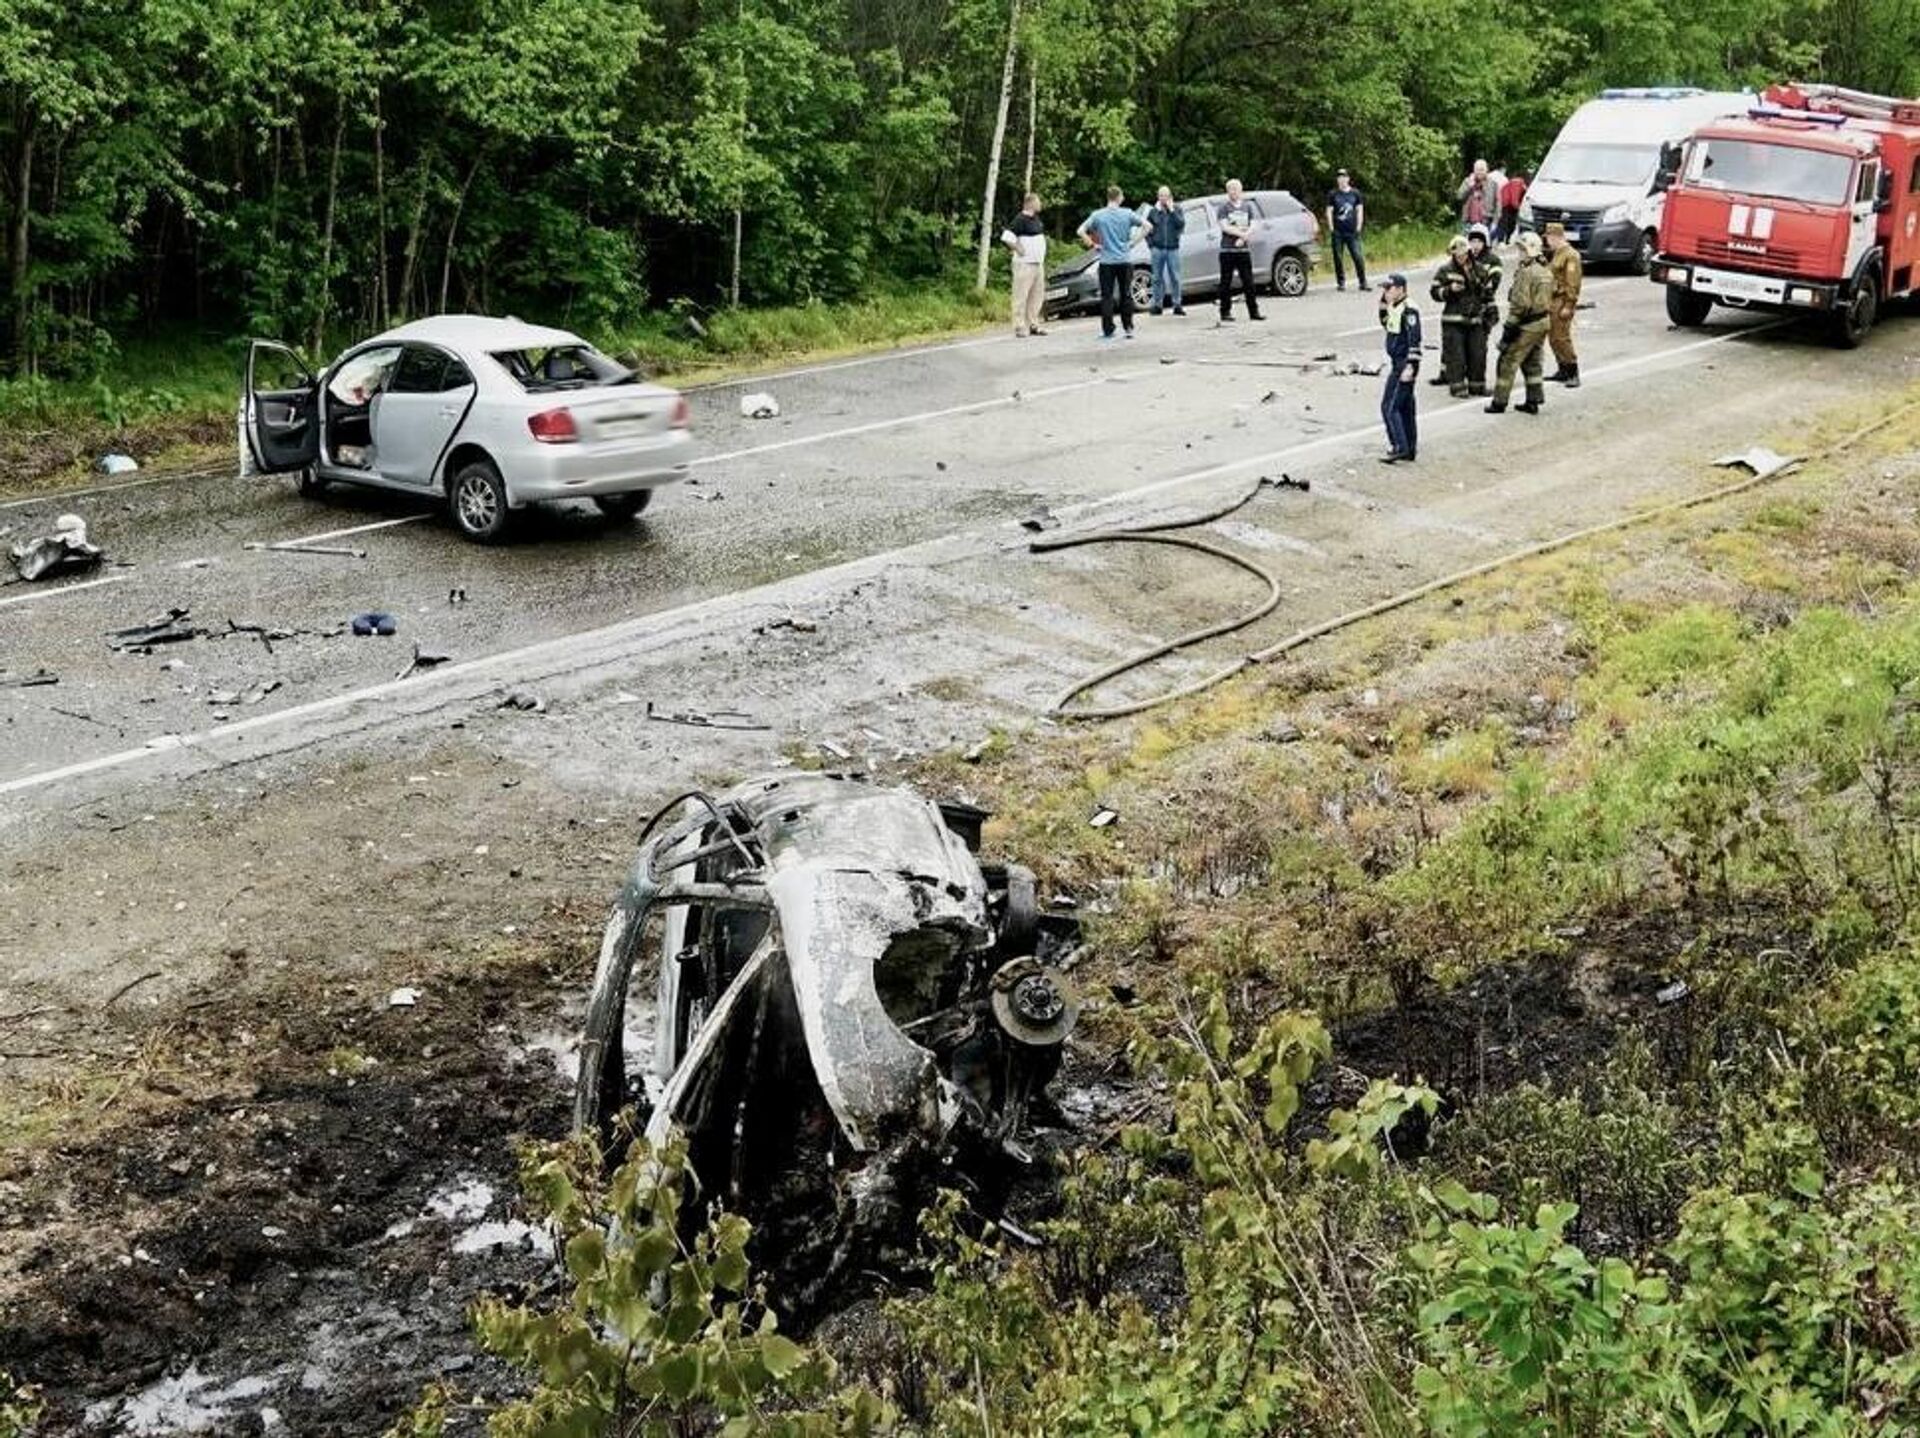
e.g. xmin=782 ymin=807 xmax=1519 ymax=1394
xmin=449 ymin=458 xmax=513 ymax=544
xmin=594 ymin=490 xmax=654 ymax=521
xmin=1270 ymin=252 xmax=1309 ymax=297
xmin=1129 ymin=267 xmax=1153 ymax=310
xmin=1665 ymin=285 xmax=1713 ymax=328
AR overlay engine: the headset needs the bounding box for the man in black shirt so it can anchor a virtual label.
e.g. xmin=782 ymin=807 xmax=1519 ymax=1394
xmin=1325 ymin=169 xmax=1369 ymax=292
xmin=1216 ymin=179 xmax=1264 ymax=322
xmin=1001 ymin=192 xmax=1050 ymax=337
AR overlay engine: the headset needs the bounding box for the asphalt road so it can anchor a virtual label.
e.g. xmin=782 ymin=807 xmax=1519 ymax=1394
xmin=0 ymin=265 xmax=1912 ymax=823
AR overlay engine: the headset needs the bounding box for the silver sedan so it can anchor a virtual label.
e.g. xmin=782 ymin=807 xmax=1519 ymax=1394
xmin=241 ymin=315 xmax=694 ymax=542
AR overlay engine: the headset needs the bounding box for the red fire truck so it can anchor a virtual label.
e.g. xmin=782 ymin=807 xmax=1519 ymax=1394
xmin=1651 ymin=83 xmax=1920 ymax=346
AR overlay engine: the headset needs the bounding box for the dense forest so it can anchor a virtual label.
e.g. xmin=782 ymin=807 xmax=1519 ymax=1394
xmin=3 ymin=0 xmax=1919 ymax=377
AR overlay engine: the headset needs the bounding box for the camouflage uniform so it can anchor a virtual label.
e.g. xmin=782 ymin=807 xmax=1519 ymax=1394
xmin=1546 ymin=228 xmax=1584 ymax=386
xmin=1463 ymin=232 xmax=1503 ymax=396
xmin=1489 ymin=236 xmax=1552 ymax=413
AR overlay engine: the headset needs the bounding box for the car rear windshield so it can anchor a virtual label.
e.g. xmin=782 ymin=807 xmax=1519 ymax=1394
xmin=1684 ymin=139 xmax=1854 ymax=206
xmin=490 ymin=344 xmax=633 ymax=393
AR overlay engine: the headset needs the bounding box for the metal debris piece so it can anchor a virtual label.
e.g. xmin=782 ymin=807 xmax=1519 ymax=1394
xmin=1019 ymin=508 xmax=1060 ymax=533
xmin=818 ymin=738 xmax=852 ymax=759
xmin=740 ymin=392 xmax=781 ymax=419
xmin=500 ymin=690 xmax=548 ymax=713
xmin=449 ymin=586 xmax=468 ymax=607
xmin=107 ymin=608 xmax=198 ymax=651
xmin=10 ymin=514 xmax=103 ymax=582
xmin=0 ymin=669 xmax=58 ymax=689
xmin=1656 ymin=980 xmax=1691 ymax=1006
xmin=1713 ymin=446 xmax=1802 ymax=480
xmin=961 ymin=738 xmax=991 ymax=763
xmin=1089 ymin=806 xmax=1119 ymax=828
xmin=397 ymin=644 xmax=452 ymax=679
xmin=644 ymin=700 xmax=767 ymax=731
xmin=760 ymin=615 xmax=818 ymax=635
xmin=388 ymin=987 xmax=421 ymax=1009
xmin=244 ymin=541 xmax=368 ymax=559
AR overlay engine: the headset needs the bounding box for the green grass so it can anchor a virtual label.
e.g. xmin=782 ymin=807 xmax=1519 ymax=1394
xmin=1353 ymin=220 xmax=1460 ymax=270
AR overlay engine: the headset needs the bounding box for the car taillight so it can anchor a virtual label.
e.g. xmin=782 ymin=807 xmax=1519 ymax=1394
xmin=671 ymin=394 xmax=691 ymax=429
xmin=527 ymin=407 xmax=578 ymax=443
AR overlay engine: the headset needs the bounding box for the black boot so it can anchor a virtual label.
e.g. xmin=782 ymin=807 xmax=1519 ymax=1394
xmin=1484 ymin=399 xmax=1507 ymax=414
xmin=1563 ymin=363 xmax=1580 ymax=389
xmin=1515 ymin=384 xmax=1545 ymax=414
xmin=1545 ymin=367 xmax=1571 ymax=383
xmin=1428 ymin=374 xmax=1451 ymax=387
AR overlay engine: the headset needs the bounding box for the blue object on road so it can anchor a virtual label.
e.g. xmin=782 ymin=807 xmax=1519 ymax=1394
xmin=351 ymin=612 xmax=397 ymax=636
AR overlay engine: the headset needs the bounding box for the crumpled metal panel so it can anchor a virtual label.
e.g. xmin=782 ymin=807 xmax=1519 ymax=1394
xmin=754 ymin=779 xmax=990 ymax=1152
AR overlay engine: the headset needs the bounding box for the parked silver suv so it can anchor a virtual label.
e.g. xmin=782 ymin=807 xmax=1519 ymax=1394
xmin=1043 ymin=189 xmax=1320 ymax=317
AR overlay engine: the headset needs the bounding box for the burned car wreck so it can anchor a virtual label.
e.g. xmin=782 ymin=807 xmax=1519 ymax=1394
xmin=574 ymin=774 xmax=1080 ymax=1299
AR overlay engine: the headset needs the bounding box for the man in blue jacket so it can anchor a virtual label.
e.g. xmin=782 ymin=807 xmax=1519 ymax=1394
xmin=1145 ymin=186 xmax=1186 ymax=315
xmin=1377 ymin=271 xmax=1422 ymax=464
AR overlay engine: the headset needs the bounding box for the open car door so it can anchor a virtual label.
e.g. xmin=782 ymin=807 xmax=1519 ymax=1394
xmin=242 ymin=340 xmax=320 ymax=475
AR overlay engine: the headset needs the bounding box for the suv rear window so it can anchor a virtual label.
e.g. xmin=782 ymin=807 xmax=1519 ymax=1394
xmin=490 ymin=344 xmax=632 ymax=393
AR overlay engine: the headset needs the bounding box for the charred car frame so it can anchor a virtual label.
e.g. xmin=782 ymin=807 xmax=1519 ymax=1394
xmin=574 ymin=774 xmax=1080 ymax=1296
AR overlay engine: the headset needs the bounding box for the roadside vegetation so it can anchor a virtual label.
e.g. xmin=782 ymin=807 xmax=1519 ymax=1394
xmin=417 ymin=390 xmax=1920 ymax=1433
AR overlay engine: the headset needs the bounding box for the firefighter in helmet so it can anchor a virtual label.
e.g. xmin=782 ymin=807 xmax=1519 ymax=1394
xmin=1463 ymin=223 xmax=1502 ymax=397
xmin=1429 ymin=236 xmax=1476 ymax=398
xmin=1487 ymin=230 xmax=1552 ymax=415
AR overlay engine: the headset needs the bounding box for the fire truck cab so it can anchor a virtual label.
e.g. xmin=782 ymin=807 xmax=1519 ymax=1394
xmin=1651 ymin=83 xmax=1920 ymax=347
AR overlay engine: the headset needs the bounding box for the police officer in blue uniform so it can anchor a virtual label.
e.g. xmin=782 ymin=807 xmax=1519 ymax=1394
xmin=1377 ymin=270 xmax=1422 ymax=464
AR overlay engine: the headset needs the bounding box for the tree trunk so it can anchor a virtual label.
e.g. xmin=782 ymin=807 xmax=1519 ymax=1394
xmin=311 ymin=103 xmax=345 ymax=356
xmin=372 ymin=91 xmax=388 ymax=327
xmin=729 ymin=205 xmax=743 ymax=307
xmin=974 ymin=0 xmax=1022 ymax=290
xmin=9 ymin=105 xmax=38 ymax=375
xmin=397 ymin=151 xmax=434 ymax=321
xmin=1022 ymin=61 xmax=1037 ymax=197
xmin=439 ymin=157 xmax=479 ymax=314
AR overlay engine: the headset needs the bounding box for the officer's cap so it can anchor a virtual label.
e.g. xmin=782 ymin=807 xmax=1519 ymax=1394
xmin=1383 ymin=271 xmax=1408 ymax=289
xmin=1518 ymin=232 xmax=1544 ymax=256
xmin=1543 ymin=221 xmax=1566 ymax=237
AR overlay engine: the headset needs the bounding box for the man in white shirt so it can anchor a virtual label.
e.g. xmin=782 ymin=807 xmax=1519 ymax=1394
xmin=1002 ymin=193 xmax=1050 ymax=337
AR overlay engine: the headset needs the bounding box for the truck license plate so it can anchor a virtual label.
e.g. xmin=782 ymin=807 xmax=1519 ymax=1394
xmin=1709 ymin=271 xmax=1769 ymax=301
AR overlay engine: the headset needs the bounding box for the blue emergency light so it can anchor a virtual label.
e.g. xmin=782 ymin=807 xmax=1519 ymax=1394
xmin=1600 ymin=87 xmax=1706 ymax=100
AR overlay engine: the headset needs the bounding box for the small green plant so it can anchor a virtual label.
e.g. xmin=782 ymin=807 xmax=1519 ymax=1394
xmin=0 ymin=1372 xmax=42 ymax=1438
xmin=472 ymin=1132 xmax=891 ymax=1437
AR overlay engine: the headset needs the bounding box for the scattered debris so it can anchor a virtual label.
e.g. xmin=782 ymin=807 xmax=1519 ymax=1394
xmin=107 ymin=608 xmax=199 ymax=651
xmin=1260 ymin=389 xmax=1279 ymax=404
xmin=96 ymin=453 xmax=139 ymax=475
xmin=645 ymin=700 xmax=768 ymax=731
xmin=1360 ymin=688 xmax=1381 ymax=708
xmin=10 ymin=514 xmax=104 ymax=582
xmin=224 ymin=618 xmax=299 ymax=653
xmin=448 ymin=586 xmax=469 ymax=607
xmin=1089 ymin=805 xmax=1119 ymax=828
xmin=961 ymin=737 xmax=992 ymax=763
xmin=1262 ymin=719 xmax=1304 ymax=744
xmin=351 ymin=612 xmax=398 ymax=637
xmin=759 ymin=615 xmax=819 ymax=635
xmin=818 ymin=738 xmax=852 ymax=759
xmin=388 ymin=987 xmax=421 ymax=1009
xmin=103 ymin=970 xmax=164 ymax=1008
xmin=740 ymin=392 xmax=781 ymax=419
xmin=175 ymin=557 xmax=216 ymax=571
xmin=0 ymin=669 xmax=58 ymax=689
xmin=205 ymin=680 xmax=281 ymax=708
xmin=1656 ymin=980 xmax=1691 ymax=1006
xmin=1019 ymin=507 xmax=1060 ymax=533
xmin=935 ymin=461 xmax=948 ymax=472
xmin=1713 ymin=446 xmax=1802 ymax=480
xmin=499 ymin=690 xmax=547 ymax=713
xmin=397 ymin=644 xmax=452 ymax=679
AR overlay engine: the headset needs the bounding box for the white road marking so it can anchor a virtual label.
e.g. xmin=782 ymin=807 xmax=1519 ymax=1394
xmin=689 ymin=369 xmax=1155 ymax=467
xmin=682 ymin=332 xmax=1016 ymax=392
xmin=0 ymin=469 xmax=230 ymax=511
xmin=0 ymin=318 xmax=1785 ymax=802
xmin=259 ymin=514 xmax=429 ymax=548
xmin=0 ymin=573 xmax=133 ymax=610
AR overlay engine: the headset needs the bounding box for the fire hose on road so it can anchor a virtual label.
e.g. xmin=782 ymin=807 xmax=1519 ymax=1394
xmin=1035 ymin=402 xmax=1920 ymax=722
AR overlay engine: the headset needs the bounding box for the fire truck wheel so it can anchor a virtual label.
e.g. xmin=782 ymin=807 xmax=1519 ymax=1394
xmin=1630 ymin=232 xmax=1655 ymax=276
xmin=1834 ymin=269 xmax=1880 ymax=349
xmin=1665 ymin=285 xmax=1713 ymax=328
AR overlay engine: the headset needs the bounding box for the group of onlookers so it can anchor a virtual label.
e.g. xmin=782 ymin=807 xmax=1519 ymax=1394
xmin=1002 ymin=159 xmax=1580 ymax=466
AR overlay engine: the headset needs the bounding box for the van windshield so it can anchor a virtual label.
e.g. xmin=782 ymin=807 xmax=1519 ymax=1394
xmin=1683 ymin=138 xmax=1854 ymax=206
xmin=1535 ymin=143 xmax=1656 ymax=187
